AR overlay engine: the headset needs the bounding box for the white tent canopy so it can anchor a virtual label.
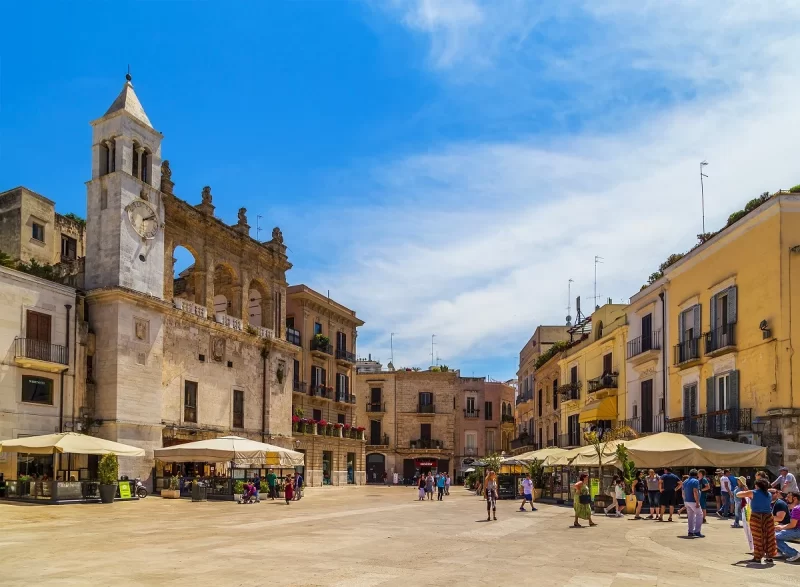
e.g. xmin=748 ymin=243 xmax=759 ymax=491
xmin=154 ymin=436 xmax=304 ymax=467
xmin=622 ymin=432 xmax=766 ymax=468
xmin=0 ymin=432 xmax=145 ymax=456
xmin=505 ymin=447 xmax=569 ymax=467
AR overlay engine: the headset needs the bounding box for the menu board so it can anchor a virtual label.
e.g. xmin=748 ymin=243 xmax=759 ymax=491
xmin=119 ymin=481 xmax=132 ymax=499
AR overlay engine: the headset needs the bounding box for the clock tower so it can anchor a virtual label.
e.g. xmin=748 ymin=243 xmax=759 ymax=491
xmin=85 ymin=73 xmax=165 ymax=298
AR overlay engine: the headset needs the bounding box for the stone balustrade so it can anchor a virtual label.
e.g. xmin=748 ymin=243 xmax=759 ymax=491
xmin=255 ymin=326 xmax=274 ymax=339
xmin=173 ymin=298 xmax=208 ymax=319
xmin=215 ymin=312 xmax=243 ymax=331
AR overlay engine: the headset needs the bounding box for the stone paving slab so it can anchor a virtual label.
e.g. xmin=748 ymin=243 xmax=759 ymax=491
xmin=1 ymin=487 xmax=799 ymax=586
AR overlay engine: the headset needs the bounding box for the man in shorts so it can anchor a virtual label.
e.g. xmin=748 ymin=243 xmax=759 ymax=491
xmin=659 ymin=467 xmax=682 ymax=522
xmin=519 ymin=473 xmax=537 ymax=511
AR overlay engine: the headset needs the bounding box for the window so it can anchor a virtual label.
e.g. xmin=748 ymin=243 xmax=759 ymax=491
xmin=314 ymin=322 xmax=322 ymax=335
xmin=537 ymin=389 xmax=542 ymax=416
xmin=420 ymin=423 xmax=431 ymax=440
xmin=141 ymin=151 xmax=149 ymax=184
xmin=337 ymin=413 xmax=345 ymax=425
xmin=32 ymin=222 xmax=45 ymax=242
xmin=26 ymin=310 xmax=51 ymax=342
xmin=132 ymin=143 xmax=140 ymax=178
xmin=313 ymin=408 xmax=322 ymax=421
xmin=466 ymin=396 xmax=476 ymax=413
xmin=336 ymin=331 xmax=346 ymax=351
xmin=465 ymin=431 xmax=477 ymax=450
xmin=418 ymin=392 xmax=433 ymax=406
xmin=311 ymin=365 xmax=326 ymax=387
xmin=233 ymin=390 xmax=244 ymax=428
xmin=570 ymin=366 xmax=578 ymax=385
xmin=716 ymin=373 xmax=730 ymax=411
xmin=184 ymin=381 xmax=198 ymax=423
xmin=22 ymin=376 xmax=53 ymax=404
xmin=552 ymin=422 xmax=558 ymax=445
xmin=293 ymin=359 xmax=300 ymax=385
xmin=552 ymin=379 xmax=558 ymax=407
xmin=641 ymin=313 xmax=653 ymax=351
xmin=484 ymin=400 xmax=493 ymax=420
xmin=486 ymin=430 xmax=495 ymax=452
xmin=286 ymin=316 xmax=295 ymax=329
xmin=568 ymin=414 xmax=580 ymax=446
xmin=61 ymin=235 xmax=77 ymax=260
xmin=603 ymin=352 xmax=613 ymax=375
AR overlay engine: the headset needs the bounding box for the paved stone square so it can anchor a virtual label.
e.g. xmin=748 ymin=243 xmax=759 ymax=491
xmin=1 ymin=487 xmax=798 ymax=586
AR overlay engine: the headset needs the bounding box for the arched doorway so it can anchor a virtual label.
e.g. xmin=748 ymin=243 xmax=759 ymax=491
xmin=366 ymin=453 xmax=385 ymax=484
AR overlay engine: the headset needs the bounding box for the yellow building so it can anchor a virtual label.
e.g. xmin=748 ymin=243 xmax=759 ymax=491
xmin=652 ymin=191 xmax=800 ymax=467
xmin=558 ymin=304 xmax=628 ymax=447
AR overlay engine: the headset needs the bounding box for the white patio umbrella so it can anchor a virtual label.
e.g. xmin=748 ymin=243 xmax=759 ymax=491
xmin=153 ymin=435 xmax=304 ymax=467
xmin=0 ymin=432 xmax=145 ymax=456
xmin=507 ymin=447 xmax=570 ymax=467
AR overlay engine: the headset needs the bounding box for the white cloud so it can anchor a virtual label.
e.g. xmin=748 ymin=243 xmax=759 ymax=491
xmin=298 ymin=2 xmax=800 ymax=377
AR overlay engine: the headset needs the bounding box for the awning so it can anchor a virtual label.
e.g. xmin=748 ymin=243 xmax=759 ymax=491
xmin=579 ymin=397 xmax=617 ymax=423
xmin=505 ymin=447 xmax=569 ymax=467
xmin=0 ymin=432 xmax=145 ymax=457
xmin=154 ymin=436 xmax=304 ymax=467
xmin=622 ymin=432 xmax=766 ymax=468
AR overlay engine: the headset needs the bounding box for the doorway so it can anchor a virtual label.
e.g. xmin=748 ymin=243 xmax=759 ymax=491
xmin=641 ymin=379 xmax=653 ymax=433
xmin=366 ymin=453 xmax=385 ymax=484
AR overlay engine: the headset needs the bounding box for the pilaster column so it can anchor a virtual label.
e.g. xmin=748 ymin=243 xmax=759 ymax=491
xmin=229 ymin=284 xmax=243 ymax=320
xmin=104 ymin=140 xmax=115 ymax=173
xmin=206 ymin=269 xmax=216 ymax=317
xmin=192 ymin=270 xmax=207 ymax=307
xmin=163 ymin=236 xmax=174 ymax=300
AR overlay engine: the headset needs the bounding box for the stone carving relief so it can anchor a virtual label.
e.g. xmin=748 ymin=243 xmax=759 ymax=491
xmin=237 ymin=207 xmax=247 ymax=226
xmin=202 ymin=186 xmax=212 ymax=205
xmin=160 ymin=160 xmax=174 ymax=194
xmin=134 ymin=318 xmax=149 ymax=342
xmin=211 ymin=337 xmax=225 ymax=362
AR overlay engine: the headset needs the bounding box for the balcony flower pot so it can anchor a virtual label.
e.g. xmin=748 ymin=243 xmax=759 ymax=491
xmin=98 ymin=453 xmax=119 ymax=504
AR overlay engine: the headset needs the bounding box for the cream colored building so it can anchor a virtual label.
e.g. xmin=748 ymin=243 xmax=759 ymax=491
xmin=355 ymin=369 xmax=458 ymax=482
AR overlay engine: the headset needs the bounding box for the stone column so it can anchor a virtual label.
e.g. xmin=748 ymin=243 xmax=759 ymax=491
xmin=104 ymin=140 xmax=115 ymax=174
xmin=229 ymin=284 xmax=242 ymax=320
xmin=163 ymin=236 xmax=174 ymax=300
xmin=135 ymin=147 xmax=144 ymax=181
xmin=114 ymin=136 xmax=127 ymax=174
xmin=192 ymin=270 xmax=206 ymax=307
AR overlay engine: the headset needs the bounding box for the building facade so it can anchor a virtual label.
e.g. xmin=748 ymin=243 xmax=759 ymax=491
xmin=453 ymin=378 xmax=516 ymax=478
xmin=558 ymin=304 xmax=627 ymax=448
xmin=0 ymin=266 xmax=89 ymax=480
xmin=533 ymin=352 xmax=562 ymax=451
xmin=656 ymin=193 xmax=800 ymax=467
xmin=356 ymin=369 xmax=458 ymax=483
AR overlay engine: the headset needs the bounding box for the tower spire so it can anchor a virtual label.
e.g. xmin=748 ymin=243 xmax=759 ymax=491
xmin=126 ymin=64 xmax=132 ymax=82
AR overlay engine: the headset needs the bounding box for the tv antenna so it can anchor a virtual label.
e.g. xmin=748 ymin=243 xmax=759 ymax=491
xmin=700 ymin=161 xmax=709 ymax=234
xmin=566 ymin=278 xmax=574 ymax=326
xmin=256 ymin=215 xmax=263 ymax=241
xmin=594 ymin=256 xmax=604 ymax=310
xmin=431 ymin=334 xmax=436 ymax=368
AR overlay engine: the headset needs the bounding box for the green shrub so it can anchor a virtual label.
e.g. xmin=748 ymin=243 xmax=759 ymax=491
xmin=233 ymin=480 xmax=245 ymax=494
xmin=727 ymin=209 xmax=747 ymax=226
xmin=98 ymin=454 xmax=119 ymax=485
xmin=790 ymin=184 xmax=800 ymax=194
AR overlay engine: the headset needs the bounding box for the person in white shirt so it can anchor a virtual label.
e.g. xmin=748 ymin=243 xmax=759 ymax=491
xmin=772 ymin=467 xmax=800 ymax=493
xmin=519 ymin=473 xmax=537 ymax=511
xmin=719 ymin=470 xmax=732 ymax=518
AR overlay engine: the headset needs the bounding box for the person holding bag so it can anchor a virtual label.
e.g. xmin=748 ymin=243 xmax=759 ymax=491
xmin=573 ymin=472 xmax=597 ymax=528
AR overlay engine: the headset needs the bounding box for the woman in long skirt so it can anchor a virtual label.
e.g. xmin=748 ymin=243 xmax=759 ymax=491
xmin=736 ymin=478 xmax=778 ymax=563
xmin=573 ymin=472 xmax=597 ymax=528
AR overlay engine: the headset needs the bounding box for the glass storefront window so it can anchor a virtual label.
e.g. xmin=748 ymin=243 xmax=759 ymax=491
xmin=322 ymin=451 xmax=332 ymax=485
xmin=17 ymin=453 xmax=54 ymax=479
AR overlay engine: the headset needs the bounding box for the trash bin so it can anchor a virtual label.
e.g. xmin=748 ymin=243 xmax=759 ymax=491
xmin=191 ymin=482 xmax=207 ymax=502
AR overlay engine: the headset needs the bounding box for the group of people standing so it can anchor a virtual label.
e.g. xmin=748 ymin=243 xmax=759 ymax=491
xmin=417 ymin=471 xmax=450 ymax=501
xmin=249 ymin=469 xmax=304 ymax=504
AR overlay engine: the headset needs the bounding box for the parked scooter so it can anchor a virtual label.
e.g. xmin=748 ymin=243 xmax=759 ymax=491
xmin=133 ymin=478 xmax=147 ymax=498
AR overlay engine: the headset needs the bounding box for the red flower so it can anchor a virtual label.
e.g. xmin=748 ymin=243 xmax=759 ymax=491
xmin=333 ymin=423 xmax=343 ymax=428
xmin=309 ymin=419 xmax=318 ymax=425
xmin=319 ymin=419 xmax=328 ymax=427
xmin=356 ymin=426 xmax=365 ymax=432
xmin=343 ymin=423 xmax=351 ymax=430
xmin=292 ymin=415 xmax=300 ymax=423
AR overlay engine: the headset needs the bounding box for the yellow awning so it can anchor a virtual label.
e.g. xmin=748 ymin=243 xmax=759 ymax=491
xmin=579 ymin=397 xmax=617 ymax=423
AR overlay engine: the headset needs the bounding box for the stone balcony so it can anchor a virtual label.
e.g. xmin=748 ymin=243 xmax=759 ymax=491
xmin=172 ymin=298 xmax=274 ymax=340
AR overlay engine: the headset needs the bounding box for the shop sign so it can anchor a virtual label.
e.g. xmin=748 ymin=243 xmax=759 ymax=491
xmin=590 ymin=478 xmax=600 ymax=498
xmin=119 ymin=481 xmax=132 ymax=499
xmin=415 ymin=459 xmax=437 ymax=467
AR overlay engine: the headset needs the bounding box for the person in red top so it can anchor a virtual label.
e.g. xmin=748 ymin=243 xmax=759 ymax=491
xmin=284 ymin=475 xmax=294 ymax=504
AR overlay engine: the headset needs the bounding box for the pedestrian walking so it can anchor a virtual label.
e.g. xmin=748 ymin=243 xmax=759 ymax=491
xmin=417 ymin=475 xmax=426 ymax=501
xmin=719 ymin=469 xmax=732 ymax=517
xmin=294 ymin=471 xmax=303 ymax=500
xmin=573 ymin=472 xmax=597 ymax=528
xmin=604 ymin=477 xmax=625 ymax=517
xmin=266 ymin=468 xmax=277 ymax=500
xmin=732 ymin=476 xmax=747 ymax=528
xmin=775 ymin=491 xmax=800 ymax=562
xmin=485 ymin=469 xmax=498 ymax=521
xmin=772 ymin=466 xmax=800 ymax=494
xmin=728 ymin=470 xmax=739 ymax=516
xmin=645 ymin=469 xmax=660 ymax=519
xmin=713 ymin=469 xmax=722 ymax=514
xmin=436 ymin=472 xmax=445 ymax=501
xmin=682 ymin=469 xmax=704 ymax=538
xmin=698 ymin=469 xmax=710 ymax=523
xmin=445 ymin=473 xmax=451 ymax=495
xmin=519 ymin=473 xmax=537 ymax=512
xmin=426 ymin=472 xmax=434 ymax=500
xmin=736 ymin=478 xmax=778 ymax=563
xmin=284 ymin=474 xmax=294 ymax=504
xmin=632 ymin=470 xmax=646 ymax=519
xmin=658 ymin=468 xmax=682 ymax=522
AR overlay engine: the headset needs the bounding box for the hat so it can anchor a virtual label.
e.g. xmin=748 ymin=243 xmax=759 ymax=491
xmin=715 ymin=469 xmax=723 ymax=474
xmin=737 ymin=476 xmax=747 ymax=487
xmin=780 ymin=466 xmax=789 ymax=472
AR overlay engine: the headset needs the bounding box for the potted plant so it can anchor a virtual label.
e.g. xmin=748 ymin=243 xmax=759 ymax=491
xmin=162 ymin=475 xmax=181 ymax=499
xmin=98 ymin=453 xmax=119 ymax=504
xmin=333 ymin=423 xmax=343 ymax=437
xmin=305 ymin=418 xmax=315 ymax=434
xmin=233 ymin=480 xmax=245 ymax=502
xmin=312 ymin=333 xmax=330 ymax=348
xmin=292 ymin=415 xmax=301 ymax=433
xmin=616 ymin=445 xmax=638 ymax=514
xmin=319 ymin=419 xmax=328 ymax=435
xmin=356 ymin=426 xmax=365 ymax=440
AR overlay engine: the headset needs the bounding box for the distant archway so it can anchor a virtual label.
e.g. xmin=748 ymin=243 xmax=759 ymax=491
xmin=212 ymin=264 xmax=239 ymax=318
xmin=172 ymin=245 xmax=198 ymax=304
xmin=247 ymin=279 xmax=273 ymax=329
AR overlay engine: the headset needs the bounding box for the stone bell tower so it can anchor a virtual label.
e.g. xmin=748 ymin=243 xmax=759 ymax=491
xmin=85 ymin=72 xmax=165 ymax=299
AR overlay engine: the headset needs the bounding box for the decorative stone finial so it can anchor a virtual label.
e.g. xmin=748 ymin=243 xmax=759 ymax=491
xmin=126 ymin=65 xmax=132 ymax=82
xmin=233 ymin=207 xmax=250 ymax=235
xmin=160 ymin=160 xmax=174 ymax=194
xmin=238 ymin=207 xmax=248 ymax=226
xmin=202 ymin=186 xmax=212 ymax=205
xmin=271 ymin=226 xmax=284 ymax=244
xmin=195 ymin=185 xmax=215 ymax=216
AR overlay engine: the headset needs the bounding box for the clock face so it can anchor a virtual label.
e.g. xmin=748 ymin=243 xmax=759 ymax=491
xmin=126 ymin=200 xmax=159 ymax=240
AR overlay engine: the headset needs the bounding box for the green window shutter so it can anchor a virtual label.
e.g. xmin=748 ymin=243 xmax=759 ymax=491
xmin=729 ymin=370 xmax=739 ymax=411
xmin=693 ymin=304 xmax=701 ymax=338
xmin=678 ymin=310 xmax=685 ymax=343
xmin=683 ymin=386 xmax=692 ymax=421
xmin=727 ymin=286 xmax=738 ymax=324
xmin=706 ymin=377 xmax=715 ymax=413
xmin=709 ymin=294 xmax=718 ymax=347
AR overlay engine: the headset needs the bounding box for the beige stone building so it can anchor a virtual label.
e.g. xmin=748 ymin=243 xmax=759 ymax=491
xmin=512 ymin=325 xmax=570 ymax=454
xmin=0 ymin=265 xmax=90 ymax=480
xmin=286 ymin=285 xmax=365 ymax=485
xmin=532 ymin=352 xmax=563 ymax=450
xmin=453 ymin=378 xmax=516 ymax=479
xmin=355 ymin=369 xmax=458 ymax=482
xmin=0 ymin=187 xmax=86 ymax=266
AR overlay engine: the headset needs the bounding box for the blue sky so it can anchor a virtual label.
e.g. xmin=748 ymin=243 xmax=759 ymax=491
xmin=3 ymin=1 xmax=800 ymax=381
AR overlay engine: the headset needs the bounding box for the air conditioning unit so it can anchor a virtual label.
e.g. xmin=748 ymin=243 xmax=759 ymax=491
xmin=737 ymin=432 xmax=757 ymax=445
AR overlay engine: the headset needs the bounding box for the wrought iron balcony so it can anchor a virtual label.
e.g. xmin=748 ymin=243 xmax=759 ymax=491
xmin=588 ymin=373 xmax=618 ymax=394
xmin=674 ymin=337 xmax=701 ymax=366
xmin=293 ymin=380 xmax=307 ymax=394
xmin=665 ymin=408 xmax=752 ymax=437
xmin=417 ymin=403 xmax=436 ymax=414
xmin=310 ymin=385 xmax=332 ymax=399
xmin=410 ymin=438 xmax=443 ymax=449
xmin=558 ymin=382 xmax=581 ymax=401
xmin=349 ymin=394 xmax=356 ymax=404
xmin=620 ymin=415 xmax=664 ymax=435
xmin=627 ymin=330 xmax=662 ymax=359
xmin=501 ymin=414 xmax=515 ymax=423
xmin=705 ymin=324 xmax=737 ymax=355
xmin=286 ymin=328 xmax=301 ymax=346
xmin=310 ymin=338 xmax=333 ymax=356
xmin=14 ymin=338 xmax=68 ymax=367
xmin=366 ymin=402 xmax=386 ymax=413
xmin=367 ymin=433 xmax=390 ymax=447
xmin=463 ymin=408 xmax=481 ymax=419
xmin=336 ymin=348 xmax=356 ymax=363
xmin=334 ymin=392 xmax=352 ymax=404
xmin=516 ymin=392 xmax=533 ymax=405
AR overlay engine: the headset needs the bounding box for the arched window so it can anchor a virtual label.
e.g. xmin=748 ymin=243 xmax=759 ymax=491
xmin=596 ymin=321 xmax=604 ymax=340
xmin=131 ymin=141 xmax=140 ymax=178
xmin=99 ymin=142 xmax=109 ymax=176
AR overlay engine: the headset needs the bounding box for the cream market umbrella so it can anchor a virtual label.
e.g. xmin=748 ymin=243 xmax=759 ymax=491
xmin=548 ymin=443 xmax=623 ymax=467
xmin=622 ymin=432 xmax=766 ymax=468
xmin=0 ymin=432 xmax=145 ymax=456
xmin=153 ymin=436 xmax=304 ymax=467
xmin=508 ymin=447 xmax=569 ymax=466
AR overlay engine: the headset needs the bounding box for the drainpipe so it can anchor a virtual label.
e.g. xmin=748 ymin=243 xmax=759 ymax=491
xmin=71 ymin=294 xmax=80 ymax=432
xmin=261 ymin=348 xmax=268 ymax=443
xmin=659 ymin=291 xmax=667 ymax=426
xmin=61 ymin=304 xmax=72 ymax=433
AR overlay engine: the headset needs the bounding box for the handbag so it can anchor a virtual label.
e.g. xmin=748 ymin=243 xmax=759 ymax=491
xmin=579 ymin=493 xmax=592 ymax=505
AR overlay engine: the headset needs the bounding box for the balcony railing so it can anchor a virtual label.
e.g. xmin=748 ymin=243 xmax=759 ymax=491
xmin=510 ymin=436 xmax=536 ymax=451
xmin=366 ymin=402 xmax=386 ymax=413
xmin=14 ymin=338 xmax=68 ymax=365
xmin=349 ymin=394 xmax=356 ymax=405
xmin=620 ymin=415 xmax=664 ymax=435
xmin=367 ymin=433 xmax=390 ymax=447
xmin=665 ymin=408 xmax=752 ymax=437
xmin=286 ymin=328 xmax=302 ymax=346
xmin=463 ymin=409 xmax=481 ymax=419
xmin=558 ymin=382 xmax=581 ymax=401
xmin=627 ymin=330 xmax=662 ymax=359
xmin=334 ymin=392 xmax=352 ymax=404
xmin=705 ymin=324 xmax=737 ymax=354
xmin=516 ymin=392 xmax=533 ymax=405
xmin=310 ymin=385 xmax=333 ymax=399
xmin=293 ymin=380 xmax=308 ymax=394
xmin=417 ymin=403 xmax=435 ymax=414
xmin=215 ymin=313 xmax=243 ymax=331
xmin=588 ymin=373 xmax=618 ymax=393
xmin=310 ymin=338 xmax=333 ymax=355
xmin=336 ymin=348 xmax=356 ymax=363
xmin=410 ymin=439 xmax=443 ymax=449
xmin=173 ymin=298 xmax=208 ymax=319
xmin=674 ymin=337 xmax=701 ymax=365
xmin=501 ymin=414 xmax=515 ymax=423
